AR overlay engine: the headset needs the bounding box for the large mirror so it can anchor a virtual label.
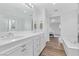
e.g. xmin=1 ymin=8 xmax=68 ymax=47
xmin=0 ymin=3 xmax=33 ymax=32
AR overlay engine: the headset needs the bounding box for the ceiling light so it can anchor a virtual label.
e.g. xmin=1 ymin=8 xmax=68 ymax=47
xmin=25 ymin=3 xmax=33 ymax=8
xmin=29 ymin=3 xmax=34 ymax=8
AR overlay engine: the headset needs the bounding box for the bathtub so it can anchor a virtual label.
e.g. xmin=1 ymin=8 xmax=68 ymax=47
xmin=63 ymin=39 xmax=79 ymax=56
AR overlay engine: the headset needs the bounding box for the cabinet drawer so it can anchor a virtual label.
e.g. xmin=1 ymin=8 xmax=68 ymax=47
xmin=3 ymin=46 xmax=23 ymax=56
xmin=0 ymin=40 xmax=33 ymax=56
xmin=22 ymin=40 xmax=33 ymax=56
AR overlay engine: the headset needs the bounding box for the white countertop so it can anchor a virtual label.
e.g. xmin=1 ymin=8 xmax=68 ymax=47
xmin=0 ymin=31 xmax=43 ymax=46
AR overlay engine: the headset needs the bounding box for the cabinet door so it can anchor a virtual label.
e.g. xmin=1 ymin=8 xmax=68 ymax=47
xmin=3 ymin=46 xmax=23 ymax=56
xmin=0 ymin=40 xmax=33 ymax=56
xmin=40 ymin=33 xmax=46 ymax=52
xmin=22 ymin=40 xmax=33 ymax=56
xmin=33 ymin=36 xmax=40 ymax=56
xmin=8 ymin=40 xmax=33 ymax=56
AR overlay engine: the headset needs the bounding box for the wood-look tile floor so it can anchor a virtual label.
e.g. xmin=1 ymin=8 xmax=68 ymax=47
xmin=40 ymin=37 xmax=66 ymax=56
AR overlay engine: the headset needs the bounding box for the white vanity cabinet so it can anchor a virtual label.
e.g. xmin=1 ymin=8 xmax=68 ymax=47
xmin=21 ymin=40 xmax=33 ymax=56
xmin=4 ymin=46 xmax=23 ymax=56
xmin=0 ymin=40 xmax=33 ymax=56
xmin=40 ymin=33 xmax=46 ymax=52
xmin=0 ymin=32 xmax=47 ymax=56
xmin=0 ymin=46 xmax=23 ymax=56
xmin=33 ymin=34 xmax=46 ymax=56
xmin=33 ymin=36 xmax=40 ymax=56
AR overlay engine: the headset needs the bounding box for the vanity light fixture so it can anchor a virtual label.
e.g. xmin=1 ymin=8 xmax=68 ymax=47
xmin=24 ymin=3 xmax=34 ymax=8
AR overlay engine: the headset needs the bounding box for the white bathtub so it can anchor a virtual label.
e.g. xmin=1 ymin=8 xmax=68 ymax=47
xmin=63 ymin=39 xmax=79 ymax=56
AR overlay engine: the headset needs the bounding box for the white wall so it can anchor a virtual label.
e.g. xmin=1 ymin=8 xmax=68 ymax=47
xmin=60 ymin=4 xmax=78 ymax=43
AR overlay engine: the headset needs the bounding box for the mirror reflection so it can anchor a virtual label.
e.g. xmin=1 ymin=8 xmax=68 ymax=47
xmin=0 ymin=3 xmax=33 ymax=32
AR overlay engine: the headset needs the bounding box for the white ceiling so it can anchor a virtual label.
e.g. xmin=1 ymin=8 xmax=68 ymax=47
xmin=33 ymin=3 xmax=78 ymax=24
xmin=36 ymin=3 xmax=78 ymax=23
xmin=33 ymin=3 xmax=78 ymax=16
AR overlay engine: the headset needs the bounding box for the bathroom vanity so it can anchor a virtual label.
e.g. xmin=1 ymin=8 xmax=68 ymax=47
xmin=0 ymin=3 xmax=49 ymax=56
xmin=0 ymin=32 xmax=46 ymax=56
